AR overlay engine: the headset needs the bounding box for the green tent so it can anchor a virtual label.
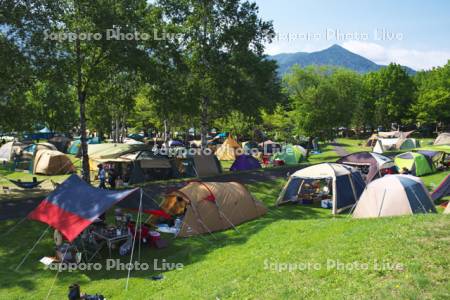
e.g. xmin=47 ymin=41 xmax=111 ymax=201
xmin=394 ymin=152 xmax=434 ymax=176
xmin=271 ymin=144 xmax=302 ymax=165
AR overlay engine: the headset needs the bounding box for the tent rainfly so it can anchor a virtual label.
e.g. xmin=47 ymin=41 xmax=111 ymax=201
xmin=159 ymin=181 xmax=267 ymax=237
xmin=433 ymin=133 xmax=450 ymax=146
xmin=276 ymin=163 xmax=366 ymax=214
xmin=28 ymin=174 xmax=168 ymax=242
xmin=215 ymin=136 xmax=242 ymax=161
xmin=394 ymin=152 xmax=434 ymax=176
xmin=336 ymin=152 xmax=397 ymax=183
xmin=33 ymin=149 xmax=75 ymax=175
xmin=271 ymin=144 xmax=303 ymax=165
xmin=0 ymin=141 xmax=22 ymax=162
xmin=353 ymin=175 xmax=436 ymax=218
xmin=431 ymin=174 xmax=450 ymax=201
xmin=230 ymin=154 xmax=261 ymax=171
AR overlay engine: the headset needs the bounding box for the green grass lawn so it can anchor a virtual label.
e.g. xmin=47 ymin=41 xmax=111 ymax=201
xmin=335 ymin=138 xmax=372 ymax=154
xmin=1 ymin=175 xmax=449 ymax=299
xmin=306 ymin=143 xmax=340 ymax=164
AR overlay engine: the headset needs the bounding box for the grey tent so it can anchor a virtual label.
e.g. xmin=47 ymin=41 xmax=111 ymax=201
xmin=177 ymin=153 xmax=222 ymax=178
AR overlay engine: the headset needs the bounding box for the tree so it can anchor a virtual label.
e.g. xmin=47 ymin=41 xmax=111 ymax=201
xmin=365 ymin=63 xmax=416 ymax=129
xmin=3 ymin=0 xmax=161 ymax=181
xmin=156 ymin=0 xmax=281 ymax=148
xmin=411 ymin=61 xmax=450 ymax=131
xmin=284 ymin=65 xmax=361 ymax=153
xmin=0 ymin=34 xmax=35 ymax=132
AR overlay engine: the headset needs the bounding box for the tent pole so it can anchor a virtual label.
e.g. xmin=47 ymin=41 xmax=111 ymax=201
xmin=125 ymin=190 xmax=143 ymax=291
xmin=377 ymin=189 xmax=387 ymax=217
xmin=15 ymin=225 xmax=50 ymax=271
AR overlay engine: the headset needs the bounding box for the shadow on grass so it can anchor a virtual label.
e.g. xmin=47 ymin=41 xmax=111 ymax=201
xmin=0 ymin=178 xmax=339 ymax=292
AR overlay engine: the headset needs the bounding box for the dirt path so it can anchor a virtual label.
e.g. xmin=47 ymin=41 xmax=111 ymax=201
xmin=330 ymin=142 xmax=350 ymax=157
xmin=0 ymin=166 xmax=301 ymax=221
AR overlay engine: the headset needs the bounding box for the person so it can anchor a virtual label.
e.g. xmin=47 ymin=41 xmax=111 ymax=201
xmin=108 ymin=166 xmax=118 ymax=189
xmin=97 ymin=164 xmax=106 ymax=189
xmin=401 ymin=167 xmax=410 ymax=175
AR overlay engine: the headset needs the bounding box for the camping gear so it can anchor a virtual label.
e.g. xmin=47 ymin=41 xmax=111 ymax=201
xmin=276 ymin=163 xmax=366 ymax=214
xmin=271 ymin=144 xmax=303 ymax=165
xmin=431 ymin=174 xmax=450 ymax=201
xmin=7 ymin=178 xmax=45 ymax=189
xmin=33 ymin=149 xmax=75 ymax=175
xmin=230 ymin=154 xmax=261 ymax=171
xmin=353 ymin=175 xmax=436 ymax=218
xmin=28 ymin=174 xmax=168 ymax=242
xmin=336 ymin=152 xmax=397 ymax=183
xmin=259 ymin=140 xmax=281 ymax=154
xmin=215 ymin=135 xmax=242 ymax=161
xmin=159 ymin=181 xmax=267 ymax=237
xmin=434 ymin=133 xmax=450 ymax=146
xmin=394 ymin=152 xmax=434 ymax=176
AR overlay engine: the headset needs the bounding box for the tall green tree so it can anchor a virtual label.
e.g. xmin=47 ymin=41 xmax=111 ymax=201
xmin=366 ymin=63 xmax=416 ymax=129
xmin=156 ymin=0 xmax=281 ymax=148
xmin=411 ymin=61 xmax=450 ymax=131
xmin=3 ymin=0 xmax=161 ymax=181
xmin=284 ymin=65 xmax=361 ymax=152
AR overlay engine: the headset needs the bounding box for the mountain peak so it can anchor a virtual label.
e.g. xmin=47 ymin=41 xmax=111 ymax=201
xmin=327 ymin=44 xmax=345 ymax=50
xmin=269 ymin=45 xmax=416 ymax=75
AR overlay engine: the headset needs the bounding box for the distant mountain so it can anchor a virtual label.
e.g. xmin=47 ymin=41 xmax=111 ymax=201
xmin=269 ymin=44 xmax=416 ymax=75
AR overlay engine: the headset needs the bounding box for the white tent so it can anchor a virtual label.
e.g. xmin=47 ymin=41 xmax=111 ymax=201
xmin=277 ymin=163 xmax=366 ymax=214
xmin=353 ymin=175 xmax=436 ymax=218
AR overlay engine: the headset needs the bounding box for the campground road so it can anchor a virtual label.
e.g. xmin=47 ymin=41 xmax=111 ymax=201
xmin=330 ymin=142 xmax=350 ymax=157
xmin=0 ymin=166 xmax=302 ymax=221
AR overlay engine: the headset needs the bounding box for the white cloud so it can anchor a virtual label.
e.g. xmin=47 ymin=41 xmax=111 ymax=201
xmin=342 ymin=41 xmax=450 ymax=71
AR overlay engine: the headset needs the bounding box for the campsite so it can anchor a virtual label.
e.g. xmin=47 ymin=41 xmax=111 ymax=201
xmin=1 ymin=1 xmax=450 ymax=299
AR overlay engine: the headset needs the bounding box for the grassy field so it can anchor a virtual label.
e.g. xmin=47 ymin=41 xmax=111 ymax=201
xmin=0 ymin=174 xmax=449 ymax=299
xmin=335 ymin=138 xmax=372 ymax=154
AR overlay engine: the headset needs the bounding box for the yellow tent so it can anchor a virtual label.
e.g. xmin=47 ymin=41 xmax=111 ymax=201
xmin=33 ymin=150 xmax=75 ymax=175
xmin=215 ymin=136 xmax=242 ymax=161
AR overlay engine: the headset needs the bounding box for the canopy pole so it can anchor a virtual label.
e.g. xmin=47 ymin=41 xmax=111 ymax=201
xmin=15 ymin=225 xmax=50 ymax=271
xmin=125 ymin=189 xmax=143 ymax=291
xmin=45 ymin=246 xmax=69 ymax=300
xmin=138 ymin=189 xmax=143 ymax=262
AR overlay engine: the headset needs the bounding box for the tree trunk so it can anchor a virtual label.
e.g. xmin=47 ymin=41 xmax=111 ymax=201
xmin=79 ymin=90 xmax=90 ymax=183
xmin=163 ymin=119 xmax=169 ymax=148
xmin=115 ymin=117 xmax=120 ymax=143
xmin=76 ymin=35 xmax=90 ymax=183
xmin=200 ymin=96 xmax=209 ymax=149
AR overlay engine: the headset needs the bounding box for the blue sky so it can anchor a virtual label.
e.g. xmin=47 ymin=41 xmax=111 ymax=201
xmin=255 ymin=0 xmax=450 ymax=70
